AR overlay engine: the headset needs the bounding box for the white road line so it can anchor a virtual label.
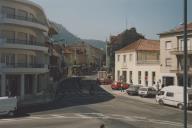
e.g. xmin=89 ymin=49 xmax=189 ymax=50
xmin=26 ymin=116 xmax=43 ymax=119
xmin=75 ymin=113 xmax=91 ymax=119
xmin=0 ymin=112 xmax=192 ymax=128
xmin=50 ymin=115 xmax=66 ymax=118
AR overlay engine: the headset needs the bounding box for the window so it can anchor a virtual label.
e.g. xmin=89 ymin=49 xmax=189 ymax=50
xmin=152 ymin=72 xmax=156 ymax=85
xmin=29 ymin=55 xmax=36 ymax=65
xmin=29 ymin=13 xmax=35 ymax=22
xmin=179 ymin=39 xmax=191 ymax=51
xmin=1 ymin=6 xmax=15 ymax=18
xmin=29 ymin=34 xmax=37 ymax=44
xmin=165 ymin=58 xmax=172 ymax=67
xmin=165 ymin=41 xmax=172 ymax=50
xmin=117 ymin=70 xmax=120 ymax=81
xmin=18 ymin=32 xmax=27 ymax=44
xmin=17 ymin=54 xmax=27 ymax=67
xmin=129 ymin=54 xmax=133 ymax=62
xmin=123 ymin=55 xmax=126 ymax=62
xmin=117 ymin=55 xmax=120 ymax=62
xmin=138 ymin=71 xmax=141 ymax=84
xmin=17 ymin=9 xmax=28 ymax=20
xmin=1 ymin=53 xmax=15 ymax=66
xmin=145 ymin=71 xmax=148 ymax=86
xmin=1 ymin=30 xmax=15 ymax=43
xmin=129 ymin=71 xmax=133 ymax=84
xmin=166 ymin=92 xmax=174 ymax=97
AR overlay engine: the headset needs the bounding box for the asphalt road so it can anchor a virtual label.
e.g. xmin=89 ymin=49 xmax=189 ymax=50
xmin=0 ymin=76 xmax=192 ymax=128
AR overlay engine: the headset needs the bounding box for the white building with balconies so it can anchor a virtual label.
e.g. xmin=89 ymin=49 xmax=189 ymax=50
xmin=159 ymin=22 xmax=192 ymax=88
xmin=115 ymin=39 xmax=160 ymax=88
xmin=0 ymin=0 xmax=50 ymax=100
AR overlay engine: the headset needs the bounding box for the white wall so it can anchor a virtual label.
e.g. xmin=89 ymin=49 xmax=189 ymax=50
xmin=115 ymin=51 xmax=160 ymax=88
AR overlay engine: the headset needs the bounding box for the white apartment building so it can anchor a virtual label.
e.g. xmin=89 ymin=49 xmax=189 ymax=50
xmin=115 ymin=39 xmax=160 ymax=88
xmin=159 ymin=23 xmax=192 ymax=87
xmin=0 ymin=0 xmax=49 ymax=99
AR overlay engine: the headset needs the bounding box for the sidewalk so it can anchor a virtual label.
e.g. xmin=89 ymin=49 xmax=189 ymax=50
xmin=100 ymin=85 xmax=156 ymax=104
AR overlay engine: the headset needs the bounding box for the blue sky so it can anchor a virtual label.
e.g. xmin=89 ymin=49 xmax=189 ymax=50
xmin=32 ymin=0 xmax=192 ymax=41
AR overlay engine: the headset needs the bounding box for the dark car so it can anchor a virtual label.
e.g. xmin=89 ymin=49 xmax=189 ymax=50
xmin=126 ymin=85 xmax=141 ymax=95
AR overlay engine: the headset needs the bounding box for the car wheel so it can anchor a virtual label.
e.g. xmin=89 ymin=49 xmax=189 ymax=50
xmin=177 ymin=104 xmax=184 ymax=110
xmin=158 ymin=100 xmax=164 ymax=105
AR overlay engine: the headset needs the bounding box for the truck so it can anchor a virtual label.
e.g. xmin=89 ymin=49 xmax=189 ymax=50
xmin=156 ymin=86 xmax=192 ymax=109
xmin=0 ymin=96 xmax=17 ymax=116
xmin=97 ymin=71 xmax=112 ymax=85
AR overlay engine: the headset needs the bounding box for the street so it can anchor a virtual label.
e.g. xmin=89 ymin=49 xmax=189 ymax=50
xmin=0 ymin=76 xmax=192 ymax=128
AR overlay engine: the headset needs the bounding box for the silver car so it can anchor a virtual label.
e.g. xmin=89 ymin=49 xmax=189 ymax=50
xmin=138 ymin=87 xmax=157 ymax=97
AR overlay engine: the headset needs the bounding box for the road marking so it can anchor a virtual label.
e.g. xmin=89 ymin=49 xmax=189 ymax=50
xmin=75 ymin=113 xmax=91 ymax=119
xmin=0 ymin=112 xmax=192 ymax=127
xmin=50 ymin=115 xmax=66 ymax=118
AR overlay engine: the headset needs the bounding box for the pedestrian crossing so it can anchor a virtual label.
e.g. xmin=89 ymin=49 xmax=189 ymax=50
xmin=0 ymin=113 xmax=191 ymax=127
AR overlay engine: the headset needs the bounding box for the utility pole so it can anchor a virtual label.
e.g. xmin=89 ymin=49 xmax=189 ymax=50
xmin=183 ymin=0 xmax=188 ymax=128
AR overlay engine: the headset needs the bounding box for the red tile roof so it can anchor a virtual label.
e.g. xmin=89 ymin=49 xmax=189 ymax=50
xmin=160 ymin=22 xmax=192 ymax=35
xmin=116 ymin=39 xmax=160 ymax=53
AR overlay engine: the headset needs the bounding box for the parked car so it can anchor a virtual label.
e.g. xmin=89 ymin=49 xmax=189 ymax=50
xmin=138 ymin=87 xmax=157 ymax=97
xmin=0 ymin=96 xmax=17 ymax=116
xmin=97 ymin=71 xmax=112 ymax=85
xmin=156 ymin=86 xmax=192 ymax=109
xmin=126 ymin=85 xmax=141 ymax=95
xmin=111 ymin=81 xmax=129 ymax=90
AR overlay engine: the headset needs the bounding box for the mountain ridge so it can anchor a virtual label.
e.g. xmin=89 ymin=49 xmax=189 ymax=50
xmin=49 ymin=21 xmax=106 ymax=50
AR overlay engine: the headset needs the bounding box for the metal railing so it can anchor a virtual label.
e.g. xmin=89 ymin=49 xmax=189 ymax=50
xmin=0 ymin=38 xmax=44 ymax=46
xmin=171 ymin=47 xmax=192 ymax=52
xmin=0 ymin=63 xmax=45 ymax=68
xmin=0 ymin=13 xmax=46 ymax=25
xmin=137 ymin=60 xmax=160 ymax=64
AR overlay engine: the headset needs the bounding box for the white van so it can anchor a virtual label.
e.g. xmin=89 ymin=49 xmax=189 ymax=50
xmin=0 ymin=97 xmax=17 ymax=116
xmin=156 ymin=86 xmax=192 ymax=109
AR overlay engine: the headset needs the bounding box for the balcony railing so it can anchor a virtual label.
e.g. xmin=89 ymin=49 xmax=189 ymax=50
xmin=137 ymin=60 xmax=160 ymax=65
xmin=0 ymin=38 xmax=44 ymax=46
xmin=171 ymin=47 xmax=192 ymax=54
xmin=0 ymin=13 xmax=46 ymax=25
xmin=0 ymin=63 xmax=46 ymax=68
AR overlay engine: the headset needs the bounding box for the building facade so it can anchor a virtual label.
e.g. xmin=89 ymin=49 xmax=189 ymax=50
xmin=0 ymin=0 xmax=49 ymax=99
xmin=67 ymin=42 xmax=105 ymax=75
xmin=159 ymin=23 xmax=192 ymax=87
xmin=115 ymin=39 xmax=160 ymax=88
xmin=106 ymin=28 xmax=144 ymax=73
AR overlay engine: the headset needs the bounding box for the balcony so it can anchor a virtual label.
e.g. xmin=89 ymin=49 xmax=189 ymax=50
xmin=137 ymin=60 xmax=160 ymax=65
xmin=170 ymin=47 xmax=192 ymax=55
xmin=0 ymin=38 xmax=44 ymax=46
xmin=0 ymin=38 xmax=48 ymax=52
xmin=1 ymin=63 xmax=45 ymax=68
xmin=0 ymin=63 xmax=48 ymax=73
xmin=0 ymin=14 xmax=48 ymax=31
xmin=170 ymin=67 xmax=192 ymax=74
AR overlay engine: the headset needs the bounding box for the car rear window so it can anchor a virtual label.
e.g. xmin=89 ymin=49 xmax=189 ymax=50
xmin=140 ymin=88 xmax=147 ymax=91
